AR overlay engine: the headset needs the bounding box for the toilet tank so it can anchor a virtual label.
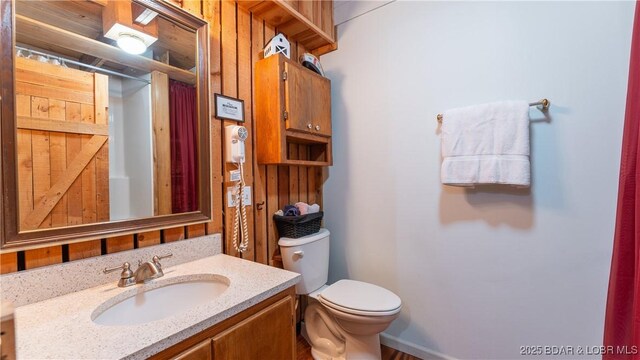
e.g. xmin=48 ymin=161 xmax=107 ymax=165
xmin=278 ymin=228 xmax=330 ymax=295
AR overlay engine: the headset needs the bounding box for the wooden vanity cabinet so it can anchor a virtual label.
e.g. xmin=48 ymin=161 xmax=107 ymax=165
xmin=151 ymin=287 xmax=296 ymax=360
xmin=255 ymin=54 xmax=332 ymax=166
xmin=171 ymin=340 xmax=211 ymax=360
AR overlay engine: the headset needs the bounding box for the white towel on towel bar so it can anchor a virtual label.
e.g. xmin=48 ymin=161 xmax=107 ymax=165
xmin=440 ymin=100 xmax=530 ymax=187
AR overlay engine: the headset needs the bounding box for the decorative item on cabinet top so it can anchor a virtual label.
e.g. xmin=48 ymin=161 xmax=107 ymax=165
xmin=236 ymin=0 xmax=336 ymax=57
xmin=254 ymin=53 xmax=332 ymax=167
xmin=264 ymin=33 xmax=291 ymax=59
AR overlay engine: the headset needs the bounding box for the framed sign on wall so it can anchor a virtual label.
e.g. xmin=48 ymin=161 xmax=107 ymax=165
xmin=214 ymin=94 xmax=245 ymax=122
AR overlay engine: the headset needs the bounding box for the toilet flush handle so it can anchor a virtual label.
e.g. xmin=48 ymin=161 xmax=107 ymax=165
xmin=294 ymin=250 xmax=304 ymax=258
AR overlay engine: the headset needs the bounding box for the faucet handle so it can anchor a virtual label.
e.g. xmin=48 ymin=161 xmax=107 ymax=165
xmin=103 ymin=262 xmax=135 ymax=287
xmin=152 ymin=253 xmax=173 ymax=268
xmin=104 ymin=262 xmax=132 ymax=276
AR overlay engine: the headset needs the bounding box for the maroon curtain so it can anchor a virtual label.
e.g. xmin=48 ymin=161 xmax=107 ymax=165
xmin=604 ymin=3 xmax=640 ymax=358
xmin=169 ymin=80 xmax=198 ymax=213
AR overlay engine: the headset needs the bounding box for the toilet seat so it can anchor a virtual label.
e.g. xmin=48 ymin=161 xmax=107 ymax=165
xmin=317 ymin=280 xmax=402 ymax=317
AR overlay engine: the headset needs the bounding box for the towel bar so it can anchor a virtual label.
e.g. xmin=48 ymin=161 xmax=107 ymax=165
xmin=436 ymin=99 xmax=550 ymax=123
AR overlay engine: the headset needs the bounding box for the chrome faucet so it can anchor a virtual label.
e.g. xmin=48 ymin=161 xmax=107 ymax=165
xmin=134 ymin=260 xmax=162 ymax=282
xmin=104 ymin=253 xmax=173 ymax=287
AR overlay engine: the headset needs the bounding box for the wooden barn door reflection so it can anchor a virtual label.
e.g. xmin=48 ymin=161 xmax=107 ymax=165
xmin=15 ymin=57 xmax=110 ymax=231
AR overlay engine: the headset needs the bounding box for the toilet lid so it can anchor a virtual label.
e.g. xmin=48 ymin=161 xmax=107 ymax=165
xmin=318 ymin=280 xmax=401 ymax=314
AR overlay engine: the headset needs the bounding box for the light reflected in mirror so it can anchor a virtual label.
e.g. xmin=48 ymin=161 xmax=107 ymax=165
xmin=14 ymin=0 xmax=200 ymax=232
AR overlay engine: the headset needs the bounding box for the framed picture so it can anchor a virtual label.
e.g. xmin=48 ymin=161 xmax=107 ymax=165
xmin=214 ymin=94 xmax=245 ymax=122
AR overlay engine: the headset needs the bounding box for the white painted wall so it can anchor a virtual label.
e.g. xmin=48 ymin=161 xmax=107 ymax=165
xmin=108 ymin=78 xmax=131 ymax=220
xmin=333 ymin=0 xmax=394 ymax=25
xmin=322 ymin=2 xmax=635 ymax=359
xmin=108 ymin=76 xmax=154 ymax=221
xmin=122 ymin=77 xmax=154 ymax=219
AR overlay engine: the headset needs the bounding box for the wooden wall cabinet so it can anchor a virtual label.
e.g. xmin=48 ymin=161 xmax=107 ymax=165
xmin=151 ymin=288 xmax=296 ymax=360
xmin=255 ymin=54 xmax=332 ymax=166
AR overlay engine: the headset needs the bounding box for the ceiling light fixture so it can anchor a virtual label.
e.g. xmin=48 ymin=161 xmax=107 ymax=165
xmin=117 ymin=33 xmax=147 ymax=55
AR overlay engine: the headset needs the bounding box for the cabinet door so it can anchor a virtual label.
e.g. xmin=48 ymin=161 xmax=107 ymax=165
xmin=284 ymin=62 xmax=331 ymax=137
xmin=171 ymin=340 xmax=212 ymax=360
xmin=211 ymin=296 xmax=295 ymax=360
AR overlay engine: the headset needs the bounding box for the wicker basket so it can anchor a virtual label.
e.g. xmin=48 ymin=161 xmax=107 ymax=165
xmin=273 ymin=211 xmax=323 ymax=239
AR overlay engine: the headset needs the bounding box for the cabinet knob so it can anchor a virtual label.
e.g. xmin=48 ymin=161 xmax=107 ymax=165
xmin=307 ymin=123 xmax=312 ymax=129
xmin=315 ymin=125 xmax=321 ymax=131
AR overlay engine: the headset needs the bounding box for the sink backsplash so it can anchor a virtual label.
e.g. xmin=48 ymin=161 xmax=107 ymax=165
xmin=0 ymin=234 xmax=222 ymax=307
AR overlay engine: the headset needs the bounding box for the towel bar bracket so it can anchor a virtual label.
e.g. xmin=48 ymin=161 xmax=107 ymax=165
xmin=436 ymin=98 xmax=550 ymax=123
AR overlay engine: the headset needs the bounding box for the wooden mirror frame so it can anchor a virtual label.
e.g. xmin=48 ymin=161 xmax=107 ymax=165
xmin=0 ymin=0 xmax=211 ymax=250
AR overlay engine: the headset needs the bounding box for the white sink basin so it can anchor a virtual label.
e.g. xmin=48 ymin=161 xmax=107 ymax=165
xmin=92 ymin=275 xmax=229 ymax=326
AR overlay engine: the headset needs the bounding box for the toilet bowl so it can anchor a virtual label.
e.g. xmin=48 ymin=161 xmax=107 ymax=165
xmin=278 ymin=229 xmax=402 ymax=360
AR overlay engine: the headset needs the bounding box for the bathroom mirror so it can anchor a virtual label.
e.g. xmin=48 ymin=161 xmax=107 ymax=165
xmin=0 ymin=0 xmax=211 ymax=249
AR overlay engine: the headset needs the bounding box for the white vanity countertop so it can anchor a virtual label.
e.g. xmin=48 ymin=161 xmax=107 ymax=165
xmin=13 ymin=254 xmax=301 ymax=359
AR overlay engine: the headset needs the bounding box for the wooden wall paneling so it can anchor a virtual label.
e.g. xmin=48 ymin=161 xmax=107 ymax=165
xmin=186 ymin=224 xmax=206 ymax=238
xmin=80 ymin=103 xmax=97 ymax=225
xmin=297 ymin=1 xmax=313 ymax=22
xmin=283 ymin=0 xmax=299 ymax=12
xmin=313 ymin=1 xmax=322 ymax=27
xmin=181 ymin=0 xmax=202 ymax=17
xmin=16 ymin=118 xmax=108 ymax=135
xmin=296 ymin=42 xmax=309 ymax=205
xmin=16 ymin=81 xmax=94 ymax=105
xmin=16 ymin=95 xmax=33 ymax=229
xmin=307 ymin=164 xmax=317 ymax=205
xmin=0 ymin=253 xmax=18 ymax=274
xmin=164 ymin=226 xmax=186 ymax=242
xmin=266 ymin=164 xmax=279 ymax=265
xmin=151 ymin=71 xmax=172 ymax=216
xmin=69 ymin=73 xmax=109 ymax=260
xmin=49 ymin=99 xmax=68 ymax=228
xmin=20 ymin=136 xmax=108 ymax=231
xmin=277 ymin=165 xmax=289 ymax=210
xmin=203 ymin=0 xmax=224 ymax=236
xmin=95 ymin=141 xmax=110 ymax=222
xmin=262 ymin=24 xmax=282 ymax=265
xmin=237 ymin=6 xmax=256 ymax=261
xmin=31 ymin=97 xmax=52 ymax=229
xmin=221 ymin=0 xmax=240 ymax=257
xmin=24 ymin=247 xmax=62 ymax=269
xmin=316 ymin=167 xmax=325 ymax=209
xmin=252 ymin=17 xmax=268 ymax=265
xmin=65 ymin=102 xmax=84 ymax=226
xmin=105 ymin=235 xmax=135 ymax=253
xmin=321 ymin=0 xmax=333 ymax=37
xmin=93 ymin=73 xmax=109 ymax=224
xmin=15 ymin=58 xmax=94 ymax=92
xmin=186 ymin=223 xmax=206 ymax=237
xmin=15 ymin=61 xmax=107 ymax=235
xmin=138 ymin=230 xmax=162 ymax=248
xmin=287 ymin=42 xmax=299 ymax=205
xmin=2 ymin=0 xmax=328 ymax=274
xmin=288 ymin=144 xmax=299 ymax=203
xmin=299 ymin=161 xmax=308 ymax=204
xmin=68 ymin=240 xmax=101 ymax=261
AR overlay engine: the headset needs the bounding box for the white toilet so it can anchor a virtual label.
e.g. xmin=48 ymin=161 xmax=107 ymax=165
xmin=278 ymin=228 xmax=401 ymax=360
